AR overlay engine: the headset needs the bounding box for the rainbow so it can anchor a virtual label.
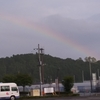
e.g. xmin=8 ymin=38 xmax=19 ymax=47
xmin=0 ymin=13 xmax=98 ymax=59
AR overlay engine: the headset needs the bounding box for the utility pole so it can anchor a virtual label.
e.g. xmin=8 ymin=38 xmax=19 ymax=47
xmin=98 ymin=69 xmax=99 ymax=80
xmin=40 ymin=48 xmax=44 ymax=84
xmin=82 ymin=70 xmax=84 ymax=82
xmin=73 ymin=75 xmax=75 ymax=83
xmin=89 ymin=57 xmax=92 ymax=93
xmin=38 ymin=44 xmax=42 ymax=96
xmin=34 ymin=44 xmax=44 ymax=96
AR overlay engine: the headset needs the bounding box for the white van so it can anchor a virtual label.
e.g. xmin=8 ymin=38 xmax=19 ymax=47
xmin=0 ymin=83 xmax=20 ymax=100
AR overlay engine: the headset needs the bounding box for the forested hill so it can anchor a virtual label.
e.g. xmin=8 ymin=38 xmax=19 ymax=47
xmin=0 ymin=53 xmax=100 ymax=83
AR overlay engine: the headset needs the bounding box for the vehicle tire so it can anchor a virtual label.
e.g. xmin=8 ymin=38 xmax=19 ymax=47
xmin=10 ymin=96 xmax=16 ymax=100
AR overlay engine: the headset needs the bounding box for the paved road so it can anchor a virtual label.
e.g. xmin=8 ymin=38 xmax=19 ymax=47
xmin=23 ymin=96 xmax=100 ymax=100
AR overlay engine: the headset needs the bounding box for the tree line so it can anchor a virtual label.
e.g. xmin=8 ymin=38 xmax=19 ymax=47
xmin=0 ymin=53 xmax=100 ymax=83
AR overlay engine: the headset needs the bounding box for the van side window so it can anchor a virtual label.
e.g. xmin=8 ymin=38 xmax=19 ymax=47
xmin=11 ymin=87 xmax=18 ymax=91
xmin=1 ymin=86 xmax=10 ymax=91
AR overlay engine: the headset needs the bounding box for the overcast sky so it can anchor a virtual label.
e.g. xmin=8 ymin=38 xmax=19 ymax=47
xmin=0 ymin=0 xmax=100 ymax=60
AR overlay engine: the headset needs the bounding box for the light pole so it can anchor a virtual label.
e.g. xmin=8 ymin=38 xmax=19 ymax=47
xmin=73 ymin=75 xmax=75 ymax=83
xmin=97 ymin=69 xmax=100 ymax=87
xmin=56 ymin=68 xmax=60 ymax=93
xmin=88 ymin=57 xmax=96 ymax=92
xmin=89 ymin=57 xmax=92 ymax=93
xmin=97 ymin=69 xmax=99 ymax=80
xmin=88 ymin=57 xmax=96 ymax=93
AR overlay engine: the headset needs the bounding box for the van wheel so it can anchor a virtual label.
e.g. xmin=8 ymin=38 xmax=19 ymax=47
xmin=10 ymin=96 xmax=16 ymax=100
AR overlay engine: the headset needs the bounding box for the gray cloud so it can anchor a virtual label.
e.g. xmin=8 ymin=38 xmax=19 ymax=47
xmin=39 ymin=14 xmax=100 ymax=58
xmin=0 ymin=0 xmax=100 ymax=59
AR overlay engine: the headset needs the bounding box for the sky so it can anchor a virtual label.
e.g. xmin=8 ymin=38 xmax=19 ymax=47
xmin=0 ymin=0 xmax=100 ymax=60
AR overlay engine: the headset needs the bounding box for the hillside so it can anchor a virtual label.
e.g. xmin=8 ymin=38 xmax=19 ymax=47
xmin=0 ymin=53 xmax=100 ymax=83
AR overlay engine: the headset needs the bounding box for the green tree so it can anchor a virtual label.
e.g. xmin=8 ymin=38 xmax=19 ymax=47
xmin=2 ymin=73 xmax=33 ymax=91
xmin=62 ymin=76 xmax=74 ymax=93
xmin=84 ymin=56 xmax=96 ymax=63
xmin=15 ymin=73 xmax=33 ymax=91
xmin=2 ymin=74 xmax=16 ymax=83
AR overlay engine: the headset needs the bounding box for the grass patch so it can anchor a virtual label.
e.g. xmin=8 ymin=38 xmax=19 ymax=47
xmin=18 ymin=92 xmax=79 ymax=100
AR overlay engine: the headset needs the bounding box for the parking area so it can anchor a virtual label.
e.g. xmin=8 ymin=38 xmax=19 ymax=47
xmin=23 ymin=96 xmax=100 ymax=100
